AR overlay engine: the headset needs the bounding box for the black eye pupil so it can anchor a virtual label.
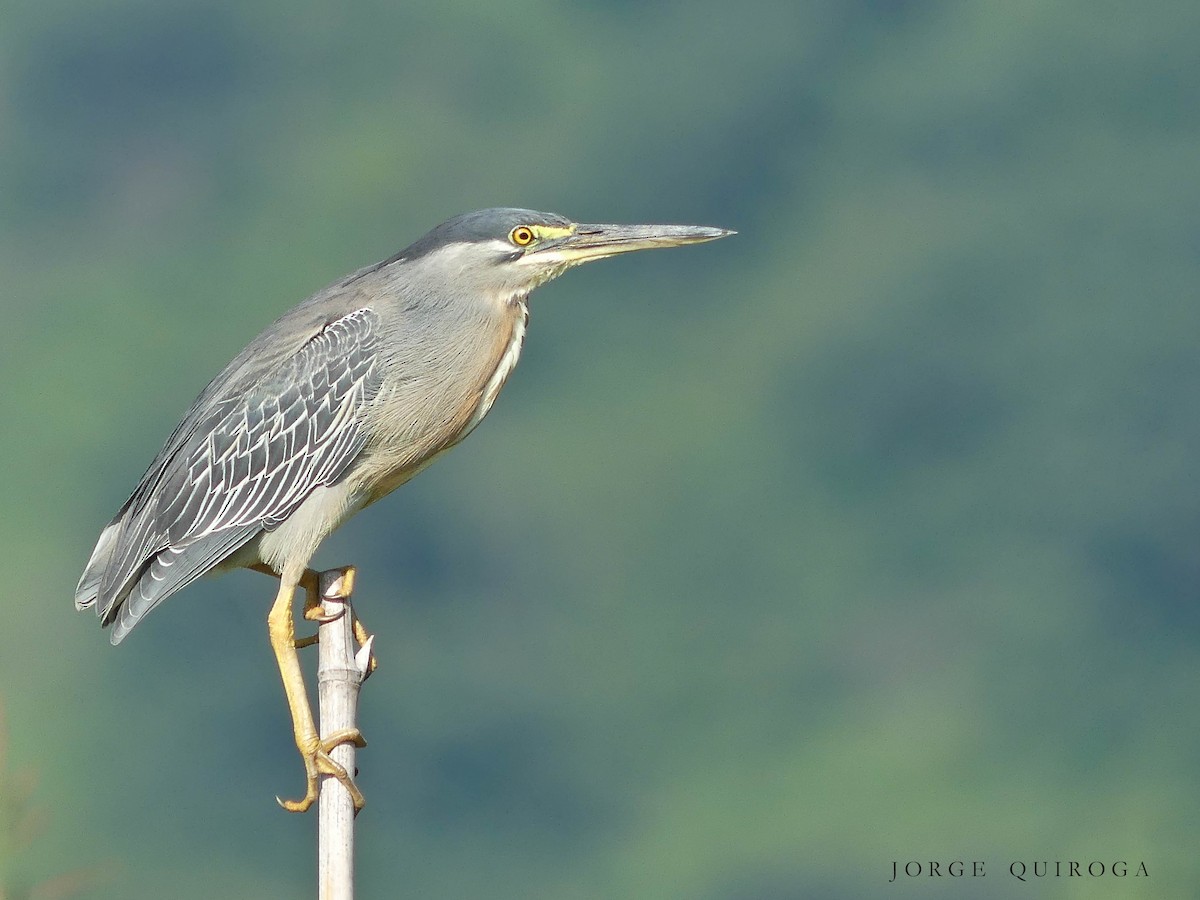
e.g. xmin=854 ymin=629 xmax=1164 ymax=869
xmin=515 ymin=228 xmax=532 ymax=244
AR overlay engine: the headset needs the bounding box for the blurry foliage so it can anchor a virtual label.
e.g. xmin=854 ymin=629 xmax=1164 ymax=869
xmin=0 ymin=705 xmax=96 ymax=900
xmin=1 ymin=0 xmax=1198 ymax=898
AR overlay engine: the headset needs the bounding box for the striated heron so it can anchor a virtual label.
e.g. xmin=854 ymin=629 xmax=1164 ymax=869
xmin=76 ymin=207 xmax=733 ymax=811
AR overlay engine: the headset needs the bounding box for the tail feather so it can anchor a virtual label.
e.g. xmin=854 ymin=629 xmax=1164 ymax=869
xmin=75 ymin=520 xmax=122 ymax=611
xmin=106 ymin=524 xmax=259 ymax=644
xmin=80 ymin=501 xmax=259 ymax=643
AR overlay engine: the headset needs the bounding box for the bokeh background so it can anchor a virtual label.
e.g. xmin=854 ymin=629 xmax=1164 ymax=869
xmin=2 ymin=1 xmax=1197 ymax=897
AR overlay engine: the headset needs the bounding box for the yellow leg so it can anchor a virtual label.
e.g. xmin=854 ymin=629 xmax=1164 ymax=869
xmin=294 ymin=568 xmax=324 ymax=649
xmin=266 ymin=574 xmax=366 ymax=813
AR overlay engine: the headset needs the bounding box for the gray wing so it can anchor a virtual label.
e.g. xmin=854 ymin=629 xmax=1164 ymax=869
xmin=80 ymin=307 xmax=384 ymax=643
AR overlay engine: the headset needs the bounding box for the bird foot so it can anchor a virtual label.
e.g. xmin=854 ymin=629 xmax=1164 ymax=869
xmin=293 ymin=567 xmax=377 ymax=676
xmin=303 ymin=566 xmax=356 ymax=623
xmin=276 ymin=727 xmax=367 ymax=814
xmin=293 ymin=566 xmax=352 ymax=648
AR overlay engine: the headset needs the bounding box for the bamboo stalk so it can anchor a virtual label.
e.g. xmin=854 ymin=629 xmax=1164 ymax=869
xmin=316 ymin=568 xmax=373 ymax=900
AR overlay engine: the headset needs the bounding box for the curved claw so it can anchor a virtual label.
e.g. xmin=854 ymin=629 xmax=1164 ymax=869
xmin=276 ymin=728 xmax=367 ymax=813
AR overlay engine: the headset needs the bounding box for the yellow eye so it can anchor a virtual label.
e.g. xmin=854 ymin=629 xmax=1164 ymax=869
xmin=509 ymin=225 xmax=535 ymax=247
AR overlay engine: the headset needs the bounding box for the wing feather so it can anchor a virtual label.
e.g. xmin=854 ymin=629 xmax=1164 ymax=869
xmin=92 ymin=306 xmax=384 ymax=636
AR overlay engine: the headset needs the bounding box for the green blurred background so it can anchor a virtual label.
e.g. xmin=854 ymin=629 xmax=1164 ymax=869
xmin=2 ymin=0 xmax=1197 ymax=897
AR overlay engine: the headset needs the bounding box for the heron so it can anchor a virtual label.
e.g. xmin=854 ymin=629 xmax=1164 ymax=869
xmin=76 ymin=207 xmax=733 ymax=811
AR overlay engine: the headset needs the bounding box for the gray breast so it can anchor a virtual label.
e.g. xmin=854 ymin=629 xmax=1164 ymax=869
xmin=351 ymin=296 xmax=529 ymax=505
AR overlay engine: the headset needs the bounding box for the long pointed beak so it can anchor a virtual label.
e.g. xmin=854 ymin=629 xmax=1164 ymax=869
xmin=529 ymin=222 xmax=735 ymax=265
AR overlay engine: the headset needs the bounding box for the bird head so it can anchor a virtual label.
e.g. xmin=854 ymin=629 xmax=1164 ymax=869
xmin=394 ymin=207 xmax=734 ymax=303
